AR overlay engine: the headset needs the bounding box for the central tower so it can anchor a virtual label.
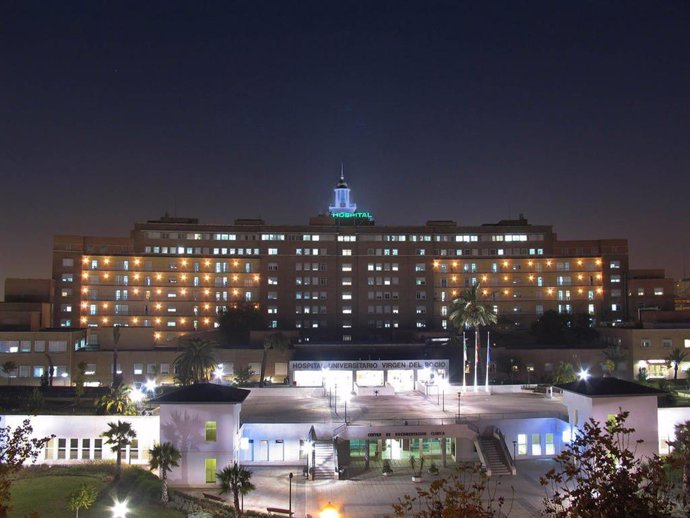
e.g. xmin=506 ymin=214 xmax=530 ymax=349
xmin=328 ymin=165 xmax=357 ymax=214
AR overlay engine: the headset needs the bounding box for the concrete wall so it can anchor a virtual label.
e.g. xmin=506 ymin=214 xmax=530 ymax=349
xmin=563 ymin=391 xmax=659 ymax=459
xmin=658 ymin=407 xmax=690 ymax=454
xmin=0 ymin=414 xmax=158 ymax=465
xmin=159 ymin=402 xmax=241 ymax=487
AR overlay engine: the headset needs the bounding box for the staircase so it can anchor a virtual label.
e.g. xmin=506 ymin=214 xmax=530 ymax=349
xmin=478 ymin=436 xmax=513 ymax=476
xmin=312 ymin=441 xmax=336 ymax=480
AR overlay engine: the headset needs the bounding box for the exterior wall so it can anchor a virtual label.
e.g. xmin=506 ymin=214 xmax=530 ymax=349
xmin=159 ymin=403 xmax=241 ymax=487
xmin=478 ymin=417 xmax=570 ymax=459
xmin=0 ymin=329 xmax=87 ymax=385
xmin=0 ymin=414 xmax=158 ymax=466
xmin=0 ymin=302 xmax=52 ymax=331
xmin=562 ymin=392 xmax=659 ymax=459
xmin=492 ymin=347 xmax=608 ymax=383
xmin=239 ymin=423 xmax=311 ymax=465
xmin=658 ymin=407 xmax=690 ymax=454
xmin=4 ymin=279 xmax=54 ymax=304
xmin=600 ymin=328 xmax=690 ymax=380
xmin=0 ymin=325 xmax=290 ymax=387
xmin=50 ymin=216 xmax=629 ymax=342
xmin=432 ymin=257 xmax=604 ymax=329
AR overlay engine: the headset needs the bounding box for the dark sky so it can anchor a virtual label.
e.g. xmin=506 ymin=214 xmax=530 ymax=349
xmin=2 ymin=1 xmax=690 ymax=298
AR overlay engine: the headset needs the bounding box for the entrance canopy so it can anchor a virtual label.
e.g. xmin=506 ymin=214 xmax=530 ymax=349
xmin=291 ymin=358 xmax=449 ymax=391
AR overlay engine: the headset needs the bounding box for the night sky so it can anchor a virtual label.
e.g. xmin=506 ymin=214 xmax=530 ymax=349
xmin=2 ymin=1 xmax=690 ymax=297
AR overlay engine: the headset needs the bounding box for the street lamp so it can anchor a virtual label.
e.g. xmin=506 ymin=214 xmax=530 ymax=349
xmin=319 ymin=502 xmax=340 ymax=518
xmin=334 ymin=384 xmax=338 ymax=416
xmin=512 ymin=440 xmax=517 ymax=461
xmin=288 ymin=472 xmax=294 ymax=517
xmin=111 ymin=499 xmax=129 ymax=518
xmin=344 ymin=393 xmax=351 ymax=423
xmin=578 ymin=368 xmax=590 ymax=381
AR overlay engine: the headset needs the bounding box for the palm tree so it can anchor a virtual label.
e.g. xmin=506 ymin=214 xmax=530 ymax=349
xmin=667 ymin=347 xmax=687 ymax=380
xmin=217 ymin=462 xmax=255 ymax=516
xmin=96 ymin=384 xmax=136 ymax=415
xmin=1 ymin=361 xmax=17 ymax=385
xmin=173 ymin=337 xmax=217 ymax=385
xmin=148 ymin=442 xmax=182 ymax=503
xmin=259 ymin=333 xmax=291 ymax=387
xmin=449 ymin=284 xmax=497 ymax=392
xmin=603 ymin=345 xmax=627 ymax=376
xmin=101 ymin=420 xmax=137 ymax=482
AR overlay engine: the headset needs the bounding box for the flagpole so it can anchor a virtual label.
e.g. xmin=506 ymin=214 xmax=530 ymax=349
xmin=485 ymin=330 xmax=490 ymax=392
xmin=462 ymin=331 xmax=466 ymax=391
xmin=473 ymin=328 xmax=478 ymax=392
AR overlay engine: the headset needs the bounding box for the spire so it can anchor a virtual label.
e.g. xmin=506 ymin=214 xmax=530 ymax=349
xmin=329 ymin=164 xmax=356 ymax=214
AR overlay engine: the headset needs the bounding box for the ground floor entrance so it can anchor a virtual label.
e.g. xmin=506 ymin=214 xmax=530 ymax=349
xmin=290 ymin=359 xmax=449 ymax=393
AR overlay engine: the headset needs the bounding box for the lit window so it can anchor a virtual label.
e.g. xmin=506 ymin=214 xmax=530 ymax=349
xmin=531 ymin=434 xmax=542 ymax=456
xmin=205 ymin=458 xmax=217 ymax=484
xmin=517 ymin=434 xmax=527 ymax=455
xmin=205 ymin=421 xmax=217 ymax=441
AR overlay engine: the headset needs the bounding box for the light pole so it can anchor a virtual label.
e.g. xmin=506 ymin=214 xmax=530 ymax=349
xmin=512 ymin=440 xmax=517 ymax=461
xmin=334 ymin=384 xmax=338 ymax=416
xmin=288 ymin=472 xmax=293 ymax=517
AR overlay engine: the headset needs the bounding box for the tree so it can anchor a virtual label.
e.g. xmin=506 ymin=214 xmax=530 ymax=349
xmin=217 ymin=301 xmax=267 ymax=344
xmin=551 ymin=362 xmax=577 ymax=385
xmin=67 ymin=483 xmax=98 ymax=518
xmin=24 ymin=387 xmax=44 ymax=414
xmin=1 ymin=361 xmax=17 ymax=385
xmin=74 ymin=361 xmax=87 ymax=406
xmin=531 ymin=311 xmax=598 ymax=345
xmin=667 ymin=347 xmax=687 ymax=381
xmin=217 ymin=462 xmax=255 ymax=516
xmin=233 ymin=366 xmax=255 ymax=386
xmin=149 ymin=442 xmax=182 ymax=503
xmin=101 ymin=420 xmax=137 ymax=482
xmin=604 ymin=344 xmax=628 ymax=374
xmin=668 ymin=420 xmax=690 ymax=501
xmin=0 ymin=419 xmax=53 ymax=518
xmin=173 ymin=337 xmax=217 ymax=385
xmin=259 ymin=333 xmax=291 ymax=387
xmin=391 ymin=465 xmax=511 ymax=517
xmin=96 ymin=384 xmax=136 ymax=415
xmin=449 ymin=284 xmax=497 ymax=391
xmin=541 ymin=411 xmax=676 ymax=518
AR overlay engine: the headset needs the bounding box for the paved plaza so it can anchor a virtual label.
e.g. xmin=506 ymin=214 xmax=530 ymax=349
xmin=188 ymin=388 xmax=565 ymax=517
xmin=241 ymin=386 xmax=568 ymax=426
xmin=187 ymin=458 xmax=554 ymax=517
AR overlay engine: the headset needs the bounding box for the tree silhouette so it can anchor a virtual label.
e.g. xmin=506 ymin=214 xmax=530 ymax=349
xmin=217 ymin=462 xmax=255 ymax=516
xmin=101 ymin=420 xmax=136 ymax=482
xmin=667 ymin=347 xmax=687 ymax=380
xmin=149 ymin=442 xmax=182 ymax=503
xmin=173 ymin=337 xmax=217 ymax=385
xmin=449 ymin=284 xmax=497 ymax=391
xmin=259 ymin=332 xmax=291 ymax=387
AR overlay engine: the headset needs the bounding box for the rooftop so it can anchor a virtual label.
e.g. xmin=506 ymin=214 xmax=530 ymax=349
xmin=556 ymin=377 xmax=665 ymax=397
xmin=153 ymin=383 xmax=250 ymax=404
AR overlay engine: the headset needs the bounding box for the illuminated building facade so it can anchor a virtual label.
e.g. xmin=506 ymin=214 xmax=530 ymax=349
xmin=51 ymin=176 xmax=628 ymax=342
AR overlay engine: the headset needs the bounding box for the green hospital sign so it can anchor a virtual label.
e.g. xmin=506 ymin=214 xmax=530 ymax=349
xmin=330 ymin=211 xmax=374 ymax=220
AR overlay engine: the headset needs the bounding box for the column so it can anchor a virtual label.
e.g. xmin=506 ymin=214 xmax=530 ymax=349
xmin=364 ymin=440 xmax=370 ymax=469
xmin=441 ymin=437 xmax=447 ymax=467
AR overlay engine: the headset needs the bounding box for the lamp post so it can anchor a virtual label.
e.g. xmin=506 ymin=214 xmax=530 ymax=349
xmin=334 ymin=384 xmax=338 ymax=416
xmin=288 ymin=472 xmax=293 ymax=517
xmin=320 ymin=502 xmax=340 ymax=518
xmin=512 ymin=440 xmax=517 ymax=461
